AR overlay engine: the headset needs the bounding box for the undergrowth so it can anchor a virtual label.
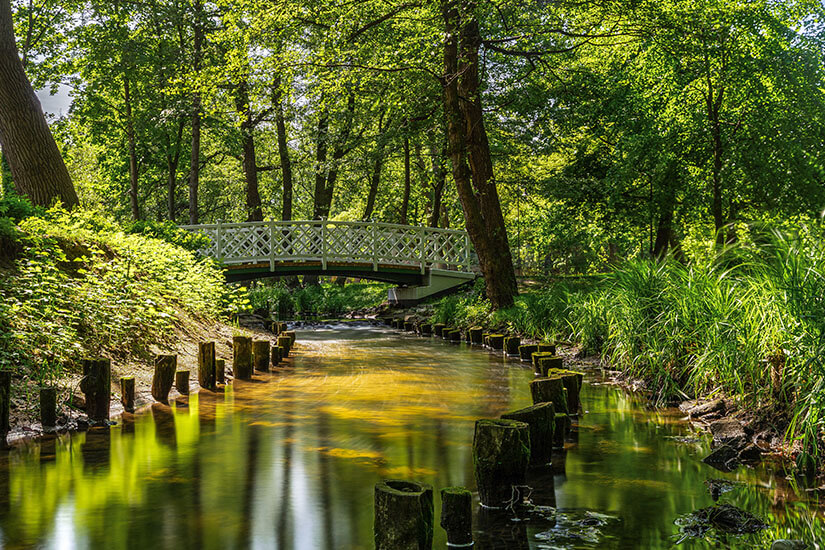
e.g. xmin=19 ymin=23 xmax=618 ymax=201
xmin=0 ymin=205 xmax=246 ymax=385
xmin=247 ymin=281 xmax=390 ymax=318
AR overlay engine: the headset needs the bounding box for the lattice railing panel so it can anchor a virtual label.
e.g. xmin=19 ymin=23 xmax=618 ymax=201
xmin=180 ymin=220 xmax=475 ymax=273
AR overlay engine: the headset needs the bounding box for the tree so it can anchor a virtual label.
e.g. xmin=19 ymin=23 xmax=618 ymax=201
xmin=0 ymin=0 xmax=77 ymax=208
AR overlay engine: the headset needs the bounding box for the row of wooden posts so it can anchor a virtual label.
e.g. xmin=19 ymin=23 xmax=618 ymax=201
xmin=0 ymin=326 xmax=296 ymax=441
xmin=374 ymin=317 xmax=584 ymax=549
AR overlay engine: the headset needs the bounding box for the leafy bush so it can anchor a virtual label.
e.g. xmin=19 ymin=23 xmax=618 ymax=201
xmin=247 ymin=281 xmax=390 ymax=317
xmin=0 ymin=191 xmax=44 ymax=222
xmin=125 ymin=220 xmax=210 ymax=252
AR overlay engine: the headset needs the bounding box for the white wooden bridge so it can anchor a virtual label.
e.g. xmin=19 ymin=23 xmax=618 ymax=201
xmin=180 ymin=220 xmax=478 ymax=304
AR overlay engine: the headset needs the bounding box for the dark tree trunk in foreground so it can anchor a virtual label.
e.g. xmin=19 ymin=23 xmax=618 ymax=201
xmin=188 ymin=0 xmax=204 ymax=224
xmin=0 ymin=0 xmax=78 ymax=208
xmin=442 ymin=0 xmax=518 ymax=309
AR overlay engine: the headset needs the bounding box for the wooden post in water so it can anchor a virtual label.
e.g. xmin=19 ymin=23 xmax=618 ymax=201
xmin=433 ymin=323 xmax=446 ymax=337
xmin=284 ymin=331 xmax=296 ymax=346
xmin=270 ymin=345 xmax=281 ymax=367
xmin=538 ymin=343 xmax=556 ymax=354
xmin=233 ymin=336 xmax=253 ymax=380
xmin=501 ymin=402 xmax=555 ymax=466
xmin=469 ymin=327 xmax=483 ymax=344
xmin=81 ymin=358 xmax=111 ymax=421
xmin=529 ymin=377 xmax=568 ymax=413
xmin=537 ymin=355 xmax=563 ymax=377
xmin=531 ymin=352 xmax=555 ymax=375
xmin=440 ymin=487 xmax=473 ymax=548
xmin=39 ymin=387 xmax=57 ymax=428
xmin=488 ymin=334 xmax=505 ymax=350
xmin=374 ymin=479 xmax=433 ymax=550
xmin=0 ymin=372 xmax=9 ymax=445
xmin=175 ymin=371 xmax=190 ymax=394
xmin=198 ymin=342 xmax=216 ymax=391
xmin=504 ymin=336 xmax=521 ymax=355
xmin=472 ymin=419 xmax=531 ymax=508
xmin=151 ymin=355 xmax=176 ymax=403
xmin=519 ymin=344 xmax=538 ymax=361
xmin=420 ymin=323 xmax=432 ymax=335
xmin=554 ymin=413 xmax=572 ymax=448
xmin=277 ymin=346 xmax=287 ymax=363
xmin=253 ymin=340 xmax=270 ymax=372
xmin=120 ymin=376 xmax=135 ymax=412
xmin=216 ymin=359 xmax=226 ymax=385
xmin=277 ymin=335 xmax=291 ymax=357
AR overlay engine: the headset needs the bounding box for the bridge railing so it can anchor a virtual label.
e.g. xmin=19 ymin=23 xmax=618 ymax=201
xmin=180 ymin=220 xmax=477 ymax=273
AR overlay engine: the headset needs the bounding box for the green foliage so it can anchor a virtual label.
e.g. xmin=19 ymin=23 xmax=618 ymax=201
xmin=125 ymin=220 xmax=210 ymax=252
xmin=0 ymin=209 xmax=240 ymax=383
xmin=247 ymin=281 xmax=389 ymax=318
xmin=0 ymin=190 xmax=44 ymax=223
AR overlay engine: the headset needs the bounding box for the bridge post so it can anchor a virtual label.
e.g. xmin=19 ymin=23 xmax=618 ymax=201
xmin=321 ymin=219 xmax=327 ymax=270
xmin=372 ymin=221 xmax=378 ymax=271
xmin=418 ymin=227 xmax=425 ymax=275
xmin=216 ymin=219 xmax=223 ymax=262
xmin=269 ymin=220 xmax=276 ymax=272
xmin=464 ymin=234 xmax=470 ymax=270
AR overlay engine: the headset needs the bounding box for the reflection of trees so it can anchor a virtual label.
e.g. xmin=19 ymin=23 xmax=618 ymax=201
xmin=276 ymin=393 xmax=294 ymax=550
xmin=238 ymin=424 xmax=260 ymax=549
xmin=317 ymin=411 xmax=335 ymax=549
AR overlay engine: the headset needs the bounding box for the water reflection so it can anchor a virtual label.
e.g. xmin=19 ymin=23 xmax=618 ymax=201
xmin=0 ymin=326 xmax=821 ymax=549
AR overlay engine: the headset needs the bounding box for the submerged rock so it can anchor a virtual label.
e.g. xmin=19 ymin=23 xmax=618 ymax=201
xmin=771 ymin=540 xmax=808 ymax=550
xmin=675 ymin=503 xmax=768 ymax=541
xmin=704 ymin=478 xmax=743 ymax=501
xmin=702 ymin=445 xmax=740 ymax=472
xmin=709 ymin=418 xmax=748 ymax=449
xmin=686 ymin=399 xmax=726 ymax=418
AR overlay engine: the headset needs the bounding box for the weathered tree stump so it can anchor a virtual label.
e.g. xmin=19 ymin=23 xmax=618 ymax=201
xmin=198 ymin=342 xmax=217 ymax=391
xmin=120 ymin=376 xmax=135 ymax=412
xmin=531 ymin=351 xmax=555 ymax=374
xmin=519 ymin=344 xmax=538 ymax=361
xmin=488 ymin=334 xmax=505 ymax=350
xmin=151 ymin=355 xmax=176 ymax=404
xmin=469 ymin=327 xmax=483 ymax=344
xmin=433 ymin=323 xmax=446 ymax=337
xmin=215 ymin=359 xmax=226 ymax=385
xmin=440 ymin=486 xmax=473 ymax=547
xmin=554 ymin=413 xmax=571 ymax=448
xmin=538 ymin=343 xmax=556 ymax=354
xmin=277 ymin=335 xmax=291 ymax=357
xmin=39 ymin=386 xmax=57 ymax=428
xmin=253 ymin=340 xmax=270 ymax=372
xmin=537 ymin=355 xmax=563 ymax=377
xmin=374 ymin=479 xmax=434 ymax=550
xmin=420 ymin=323 xmax=432 ymax=335
xmin=504 ymin=336 xmax=521 ymax=355
xmin=233 ymin=336 xmax=253 ymax=380
xmin=501 ymin=402 xmax=555 ymax=466
xmin=473 ymin=419 xmax=531 ymax=508
xmin=81 ymin=358 xmax=111 ymax=421
xmin=0 ymin=371 xmax=10 ymax=443
xmin=529 ymin=377 xmax=568 ymax=413
xmin=175 ymin=370 xmax=190 ymax=394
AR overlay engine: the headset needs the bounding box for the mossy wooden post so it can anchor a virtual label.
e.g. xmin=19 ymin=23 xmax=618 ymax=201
xmin=519 ymin=344 xmax=538 ymax=361
xmin=448 ymin=329 xmax=461 ymax=342
xmin=0 ymin=372 xmax=9 ymax=444
xmin=560 ymin=372 xmax=583 ymax=414
xmin=538 ymin=343 xmax=556 ymax=354
xmin=554 ymin=413 xmax=571 ymax=448
xmin=404 ymin=321 xmax=414 ymax=332
xmin=277 ymin=346 xmax=287 ymax=362
xmin=233 ymin=336 xmax=253 ymax=380
xmin=270 ymin=346 xmax=281 ymax=367
xmin=175 ymin=371 xmax=190 ymax=394
xmin=277 ymin=335 xmax=291 ymax=357
xmin=531 ymin=352 xmax=555 ymax=375
xmin=433 ymin=323 xmax=446 ymax=337
xmin=538 ymin=355 xmax=563 ymax=377
xmin=488 ymin=334 xmax=504 ymax=350
xmin=278 ymin=322 xmax=287 ymax=333
xmin=482 ymin=333 xmax=490 ymax=346
xmin=284 ymin=330 xmax=296 ymax=346
xmin=529 ymin=377 xmax=568 ymax=413
xmin=472 ymin=419 xmax=531 ymax=508
xmin=440 ymin=487 xmax=473 ymax=547
xmin=420 ymin=323 xmax=432 ymax=335
xmin=504 ymin=336 xmax=521 ymax=355
xmin=120 ymin=376 xmax=135 ymax=412
xmin=501 ymin=402 xmax=555 ymax=466
xmin=81 ymin=358 xmax=111 ymax=421
xmin=151 ymin=355 xmax=176 ymax=404
xmin=216 ymin=359 xmax=226 ymax=385
xmin=39 ymin=387 xmax=57 ymax=428
xmin=253 ymin=340 xmax=270 ymax=372
xmin=469 ymin=327 xmax=483 ymax=344
xmin=374 ymin=479 xmax=433 ymax=550
xmin=198 ymin=342 xmax=216 ymax=391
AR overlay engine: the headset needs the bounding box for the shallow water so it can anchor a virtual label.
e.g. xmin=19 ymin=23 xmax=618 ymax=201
xmin=0 ymin=326 xmax=821 ymax=549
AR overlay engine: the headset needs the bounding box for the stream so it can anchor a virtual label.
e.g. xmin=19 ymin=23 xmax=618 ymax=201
xmin=0 ymin=325 xmax=821 ymax=549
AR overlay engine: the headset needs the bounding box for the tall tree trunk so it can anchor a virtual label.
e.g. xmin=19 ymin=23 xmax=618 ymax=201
xmin=428 ymin=136 xmax=447 ymax=227
xmin=166 ymin=118 xmax=185 ymax=222
xmin=363 ymin=111 xmax=388 ymax=220
xmin=124 ymin=76 xmax=140 ymax=220
xmin=400 ymin=132 xmax=411 ymax=224
xmin=314 ymin=93 xmax=356 ymax=220
xmin=442 ymin=0 xmax=517 ymax=309
xmin=235 ymin=78 xmax=263 ymax=222
xmin=188 ymin=0 xmax=203 ymax=225
xmin=0 ymin=0 xmax=78 ymax=208
xmin=312 ymin=107 xmax=329 ymax=220
xmin=274 ymin=77 xmax=293 ymax=221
